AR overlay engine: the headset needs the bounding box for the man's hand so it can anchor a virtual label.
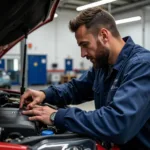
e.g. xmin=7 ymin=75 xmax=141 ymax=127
xmin=20 ymin=89 xmax=46 ymax=109
xmin=22 ymin=105 xmax=57 ymax=125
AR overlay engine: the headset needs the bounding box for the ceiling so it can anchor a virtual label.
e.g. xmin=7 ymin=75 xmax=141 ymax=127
xmin=58 ymin=0 xmax=150 ymax=14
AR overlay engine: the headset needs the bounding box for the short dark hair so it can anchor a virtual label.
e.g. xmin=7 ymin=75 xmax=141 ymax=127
xmin=69 ymin=6 xmax=120 ymax=38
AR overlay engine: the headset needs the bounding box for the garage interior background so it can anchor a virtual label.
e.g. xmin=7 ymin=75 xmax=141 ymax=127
xmin=0 ymin=0 xmax=150 ymax=85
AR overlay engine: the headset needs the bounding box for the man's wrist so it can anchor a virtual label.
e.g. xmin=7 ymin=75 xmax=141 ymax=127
xmin=50 ymin=111 xmax=57 ymax=125
xmin=54 ymin=108 xmax=67 ymax=131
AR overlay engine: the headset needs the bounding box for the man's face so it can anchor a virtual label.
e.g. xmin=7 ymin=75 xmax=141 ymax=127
xmin=75 ymin=25 xmax=109 ymax=69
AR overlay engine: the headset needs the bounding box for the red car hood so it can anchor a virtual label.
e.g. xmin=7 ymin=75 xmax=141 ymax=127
xmin=0 ymin=0 xmax=59 ymax=58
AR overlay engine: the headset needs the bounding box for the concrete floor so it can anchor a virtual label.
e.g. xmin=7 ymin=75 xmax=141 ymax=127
xmin=12 ymin=85 xmax=95 ymax=111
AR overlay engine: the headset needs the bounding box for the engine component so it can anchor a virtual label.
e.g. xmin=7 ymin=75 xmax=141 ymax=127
xmin=0 ymin=90 xmax=9 ymax=105
xmin=30 ymin=137 xmax=96 ymax=150
xmin=0 ymin=108 xmax=39 ymax=141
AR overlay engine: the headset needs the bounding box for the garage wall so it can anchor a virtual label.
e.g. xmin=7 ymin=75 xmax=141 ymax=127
xmin=116 ymin=9 xmax=143 ymax=46
xmin=27 ymin=10 xmax=92 ymax=70
xmin=5 ymin=7 xmax=150 ymax=70
xmin=115 ymin=7 xmax=150 ymax=49
xmin=145 ymin=7 xmax=150 ymax=50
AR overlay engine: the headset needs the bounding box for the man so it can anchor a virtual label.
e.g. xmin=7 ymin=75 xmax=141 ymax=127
xmin=20 ymin=6 xmax=150 ymax=149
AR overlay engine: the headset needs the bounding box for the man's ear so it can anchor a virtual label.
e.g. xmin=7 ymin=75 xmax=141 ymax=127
xmin=98 ymin=28 xmax=109 ymax=45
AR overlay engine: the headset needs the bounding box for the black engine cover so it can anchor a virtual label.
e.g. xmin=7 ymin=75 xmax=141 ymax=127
xmin=0 ymin=108 xmax=38 ymax=139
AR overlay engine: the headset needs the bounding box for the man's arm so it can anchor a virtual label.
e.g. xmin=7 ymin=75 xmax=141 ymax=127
xmin=42 ymin=67 xmax=95 ymax=106
xmin=54 ymin=61 xmax=150 ymax=145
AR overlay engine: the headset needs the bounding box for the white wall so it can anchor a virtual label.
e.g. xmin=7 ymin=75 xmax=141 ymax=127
xmin=3 ymin=43 xmax=20 ymax=59
xmin=116 ymin=10 xmax=142 ymax=46
xmin=145 ymin=7 xmax=150 ymax=49
xmin=4 ymin=7 xmax=150 ymax=70
xmin=115 ymin=8 xmax=150 ymax=49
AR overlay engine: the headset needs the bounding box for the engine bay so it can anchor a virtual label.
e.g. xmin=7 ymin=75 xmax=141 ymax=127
xmin=0 ymin=90 xmax=61 ymax=143
xmin=0 ymin=90 xmax=100 ymax=150
xmin=0 ymin=107 xmax=38 ymax=141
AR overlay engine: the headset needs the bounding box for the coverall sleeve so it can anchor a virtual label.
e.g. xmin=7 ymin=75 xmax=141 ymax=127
xmin=54 ymin=61 xmax=150 ymax=144
xmin=42 ymin=67 xmax=95 ymax=106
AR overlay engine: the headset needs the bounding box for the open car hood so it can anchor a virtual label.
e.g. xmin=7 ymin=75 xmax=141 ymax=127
xmin=0 ymin=0 xmax=59 ymax=58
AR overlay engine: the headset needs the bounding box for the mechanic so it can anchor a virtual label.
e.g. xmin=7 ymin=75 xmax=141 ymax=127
xmin=20 ymin=6 xmax=150 ymax=150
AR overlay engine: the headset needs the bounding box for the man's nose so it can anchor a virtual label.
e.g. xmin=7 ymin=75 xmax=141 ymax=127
xmin=81 ymin=48 xmax=87 ymax=58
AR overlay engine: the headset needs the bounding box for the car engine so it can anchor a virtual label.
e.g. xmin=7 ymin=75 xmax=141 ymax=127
xmin=0 ymin=90 xmax=58 ymax=143
xmin=0 ymin=90 xmax=104 ymax=150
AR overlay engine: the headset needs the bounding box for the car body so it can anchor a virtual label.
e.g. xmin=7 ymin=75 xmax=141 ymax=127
xmin=0 ymin=1 xmax=120 ymax=150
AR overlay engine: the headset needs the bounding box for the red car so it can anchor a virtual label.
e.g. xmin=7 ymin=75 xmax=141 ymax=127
xmin=0 ymin=1 xmax=119 ymax=150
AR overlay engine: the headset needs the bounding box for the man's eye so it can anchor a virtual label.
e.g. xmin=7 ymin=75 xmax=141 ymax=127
xmin=82 ymin=43 xmax=88 ymax=48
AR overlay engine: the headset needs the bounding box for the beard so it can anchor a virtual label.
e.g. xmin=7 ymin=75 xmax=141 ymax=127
xmin=93 ymin=40 xmax=109 ymax=69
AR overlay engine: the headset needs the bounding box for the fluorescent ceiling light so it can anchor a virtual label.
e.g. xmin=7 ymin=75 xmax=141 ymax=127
xmin=116 ymin=16 xmax=141 ymax=25
xmin=76 ymin=0 xmax=117 ymax=11
xmin=54 ymin=13 xmax=58 ymax=18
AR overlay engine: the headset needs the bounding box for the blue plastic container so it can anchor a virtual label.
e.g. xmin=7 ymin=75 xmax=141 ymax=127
xmin=41 ymin=130 xmax=54 ymax=136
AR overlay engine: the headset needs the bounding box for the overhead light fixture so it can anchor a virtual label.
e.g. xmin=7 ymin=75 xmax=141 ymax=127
xmin=116 ymin=16 xmax=141 ymax=25
xmin=76 ymin=0 xmax=117 ymax=11
xmin=54 ymin=13 xmax=58 ymax=18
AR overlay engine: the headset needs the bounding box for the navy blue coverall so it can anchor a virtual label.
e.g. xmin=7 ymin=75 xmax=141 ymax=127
xmin=42 ymin=36 xmax=150 ymax=149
